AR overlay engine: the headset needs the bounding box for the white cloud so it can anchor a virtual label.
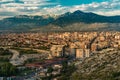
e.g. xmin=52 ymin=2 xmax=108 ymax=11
xmin=0 ymin=0 xmax=14 ymax=2
xmin=0 ymin=0 xmax=58 ymax=18
xmin=96 ymin=10 xmax=120 ymax=16
xmin=48 ymin=0 xmax=120 ymax=16
xmin=36 ymin=0 xmax=120 ymax=16
xmin=0 ymin=0 xmax=120 ymax=19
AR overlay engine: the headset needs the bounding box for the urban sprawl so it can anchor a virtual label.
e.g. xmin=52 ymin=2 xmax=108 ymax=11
xmin=0 ymin=32 xmax=120 ymax=80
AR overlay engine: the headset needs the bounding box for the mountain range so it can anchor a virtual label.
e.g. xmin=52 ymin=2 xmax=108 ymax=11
xmin=0 ymin=10 xmax=120 ymax=32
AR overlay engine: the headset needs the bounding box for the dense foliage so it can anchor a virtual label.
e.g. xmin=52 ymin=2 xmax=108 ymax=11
xmin=0 ymin=48 xmax=12 ymax=56
xmin=19 ymin=49 xmax=38 ymax=55
xmin=0 ymin=63 xmax=18 ymax=77
xmin=57 ymin=62 xmax=76 ymax=80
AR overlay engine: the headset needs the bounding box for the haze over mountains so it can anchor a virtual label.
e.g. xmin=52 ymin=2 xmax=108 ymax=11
xmin=0 ymin=10 xmax=120 ymax=32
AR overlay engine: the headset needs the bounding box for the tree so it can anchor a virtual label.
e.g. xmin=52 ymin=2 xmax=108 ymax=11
xmin=0 ymin=63 xmax=18 ymax=77
xmin=47 ymin=67 xmax=53 ymax=73
xmin=61 ymin=61 xmax=68 ymax=72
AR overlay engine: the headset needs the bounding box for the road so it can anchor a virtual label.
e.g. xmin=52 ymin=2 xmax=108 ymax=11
xmin=9 ymin=49 xmax=27 ymax=66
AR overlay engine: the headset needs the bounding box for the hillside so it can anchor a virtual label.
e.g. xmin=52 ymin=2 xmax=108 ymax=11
xmin=0 ymin=15 xmax=55 ymax=31
xmin=53 ymin=10 xmax=120 ymax=27
xmin=0 ymin=10 xmax=120 ymax=32
xmin=71 ymin=48 xmax=120 ymax=80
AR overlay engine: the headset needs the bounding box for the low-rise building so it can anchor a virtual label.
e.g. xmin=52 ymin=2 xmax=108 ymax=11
xmin=50 ymin=45 xmax=65 ymax=57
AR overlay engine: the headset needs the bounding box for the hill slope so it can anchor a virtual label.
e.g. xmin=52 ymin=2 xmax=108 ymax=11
xmin=0 ymin=10 xmax=120 ymax=32
xmin=53 ymin=10 xmax=120 ymax=27
xmin=0 ymin=15 xmax=54 ymax=31
xmin=71 ymin=48 xmax=120 ymax=80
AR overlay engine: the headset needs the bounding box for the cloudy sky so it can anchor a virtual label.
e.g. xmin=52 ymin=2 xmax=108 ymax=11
xmin=0 ymin=0 xmax=120 ymax=19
